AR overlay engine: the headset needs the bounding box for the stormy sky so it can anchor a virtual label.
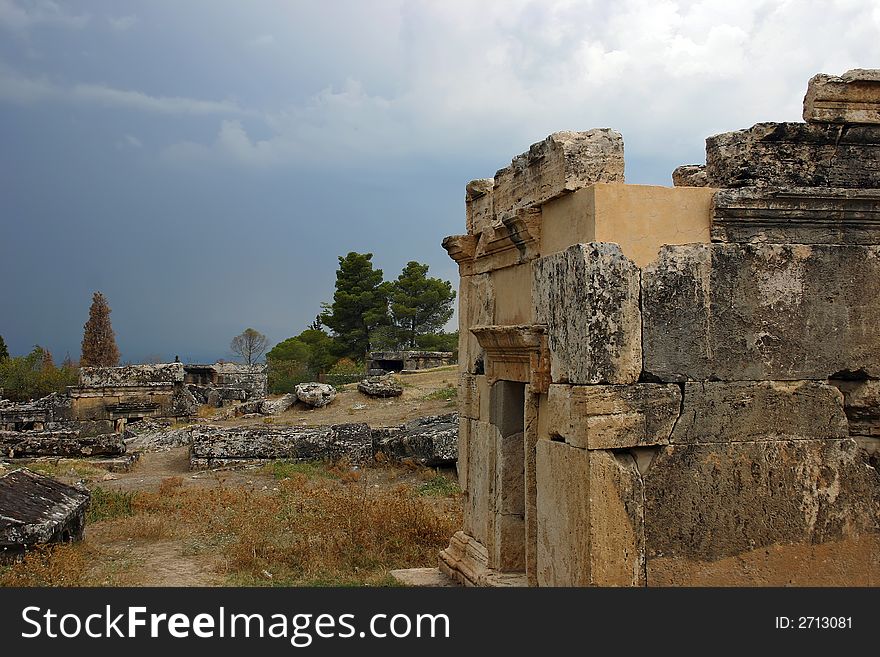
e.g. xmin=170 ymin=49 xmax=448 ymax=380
xmin=1 ymin=0 xmax=878 ymax=363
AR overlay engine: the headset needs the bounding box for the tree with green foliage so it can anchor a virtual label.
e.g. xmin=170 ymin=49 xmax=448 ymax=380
xmin=388 ymin=261 xmax=456 ymax=348
xmin=416 ymin=330 xmax=459 ymax=355
xmin=320 ymin=252 xmax=389 ymax=360
xmin=0 ymin=345 xmax=79 ymax=402
xmin=0 ymin=335 xmax=8 ymax=362
xmin=266 ymin=328 xmax=340 ymax=392
xmin=80 ymin=292 xmax=120 ymax=367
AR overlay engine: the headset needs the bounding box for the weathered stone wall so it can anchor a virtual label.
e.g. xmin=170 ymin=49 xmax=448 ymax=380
xmin=368 ymin=351 xmax=455 ymax=372
xmin=441 ymin=70 xmax=880 ymax=587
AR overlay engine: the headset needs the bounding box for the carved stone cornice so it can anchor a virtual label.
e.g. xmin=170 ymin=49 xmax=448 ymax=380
xmin=470 ymin=324 xmax=549 ymax=390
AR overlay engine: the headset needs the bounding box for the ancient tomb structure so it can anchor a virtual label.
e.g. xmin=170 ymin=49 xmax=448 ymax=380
xmin=368 ymin=351 xmax=455 ymax=373
xmin=440 ymin=70 xmax=880 ymax=587
xmin=0 ymin=468 xmax=90 ymax=560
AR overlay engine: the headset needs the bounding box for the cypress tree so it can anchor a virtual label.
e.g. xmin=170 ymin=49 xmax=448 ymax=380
xmin=80 ymin=292 xmax=121 ymax=367
xmin=0 ymin=335 xmax=8 ymax=362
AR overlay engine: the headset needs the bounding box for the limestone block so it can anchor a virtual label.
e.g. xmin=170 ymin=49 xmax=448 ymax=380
xmin=711 ymin=187 xmax=880 ymax=245
xmin=642 ymin=243 xmax=880 ymax=381
xmin=533 ymin=243 xmax=641 ymax=384
xmin=644 ymin=439 xmax=880 ymax=586
xmin=294 ymin=382 xmax=337 ymax=408
xmin=357 ymin=375 xmax=403 ymax=398
xmin=0 ymin=468 xmax=90 ymax=553
xmin=832 ymin=379 xmax=880 ymax=437
xmin=260 ymin=393 xmax=297 ymax=415
xmin=492 ymin=513 xmax=525 ymax=572
xmin=189 ymin=423 xmax=373 ymax=464
xmin=547 ymin=384 xmax=681 ymax=449
xmin=536 ymin=440 xmax=645 ymax=586
xmin=536 ymin=440 xmax=590 ymax=586
xmin=373 ymin=413 xmax=458 ymax=467
xmin=457 ymin=418 xmax=471 ymax=490
xmin=705 ymin=122 xmax=880 ymax=188
xmin=671 ymin=381 xmax=848 ymax=444
xmin=495 ymin=431 xmax=524 ymax=515
xmin=523 ymin=388 xmax=539 ymax=586
xmin=79 ymin=363 xmax=184 ymax=387
xmin=458 ymin=274 xmax=495 ymax=374
xmin=672 ymin=164 xmax=708 ymax=187
xmin=466 ymin=178 xmax=495 ymax=235
xmin=463 ymin=421 xmax=498 ymax=550
xmin=0 ymin=431 xmax=125 ymax=457
xmin=493 ymin=130 xmax=625 ymax=218
xmin=458 ymin=373 xmax=479 ymax=420
xmin=804 ymin=69 xmax=880 ymax=125
xmin=588 ymin=450 xmax=645 ymax=586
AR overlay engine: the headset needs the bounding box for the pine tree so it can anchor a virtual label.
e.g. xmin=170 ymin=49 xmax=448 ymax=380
xmin=80 ymin=292 xmax=121 ymax=367
xmin=388 ymin=261 xmax=456 ymax=348
xmin=320 ymin=252 xmax=389 ymax=360
xmin=0 ymin=335 xmax=8 ymax=362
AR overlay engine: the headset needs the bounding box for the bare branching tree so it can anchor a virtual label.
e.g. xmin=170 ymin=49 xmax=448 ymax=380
xmin=230 ymin=328 xmax=268 ymax=365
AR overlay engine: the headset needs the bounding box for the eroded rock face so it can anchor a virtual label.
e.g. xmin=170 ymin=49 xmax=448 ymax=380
xmin=294 ymin=383 xmax=336 ymax=408
xmin=0 ymin=468 xmax=90 ymax=557
xmin=493 ymin=130 xmax=625 ymax=219
xmin=0 ymin=431 xmax=125 ymax=458
xmin=260 ymin=393 xmax=297 ymax=415
xmin=357 ymin=375 xmax=403 ymax=398
xmin=705 ymin=122 xmax=880 ymax=188
xmin=644 ymin=439 xmax=880 ymax=585
xmin=642 ymin=243 xmax=880 ymax=381
xmin=171 ymin=385 xmax=199 ymax=417
xmin=533 ymin=243 xmax=641 ymax=385
xmin=803 ymin=69 xmax=880 ymax=125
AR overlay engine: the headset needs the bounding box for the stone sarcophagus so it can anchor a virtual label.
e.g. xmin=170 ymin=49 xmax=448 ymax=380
xmin=440 ymin=71 xmax=880 ymax=587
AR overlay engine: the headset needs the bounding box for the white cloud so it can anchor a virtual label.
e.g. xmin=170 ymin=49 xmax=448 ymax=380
xmin=71 ymin=83 xmax=250 ymax=116
xmin=0 ymin=0 xmax=88 ymax=31
xmin=108 ymin=15 xmax=138 ymax=32
xmin=117 ymin=134 xmax=142 ymax=149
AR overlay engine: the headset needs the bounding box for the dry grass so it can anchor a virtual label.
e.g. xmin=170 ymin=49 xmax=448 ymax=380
xmin=0 ymin=465 xmax=461 ymax=587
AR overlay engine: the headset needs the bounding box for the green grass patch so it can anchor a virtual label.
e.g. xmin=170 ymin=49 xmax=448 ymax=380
xmin=87 ymin=487 xmax=135 ymax=523
xmin=422 ymin=386 xmax=457 ymax=401
xmin=416 ymin=474 xmax=461 ymax=498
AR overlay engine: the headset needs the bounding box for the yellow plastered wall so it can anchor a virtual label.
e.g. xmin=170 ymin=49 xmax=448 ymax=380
xmin=541 ymin=183 xmax=715 ymax=267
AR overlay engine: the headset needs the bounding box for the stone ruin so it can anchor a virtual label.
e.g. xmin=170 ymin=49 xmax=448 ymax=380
xmin=368 ymin=351 xmax=455 ymax=373
xmin=439 ymin=70 xmax=880 ymax=587
xmin=183 ymin=362 xmax=267 ymax=407
xmin=0 ymin=468 xmax=90 ymax=560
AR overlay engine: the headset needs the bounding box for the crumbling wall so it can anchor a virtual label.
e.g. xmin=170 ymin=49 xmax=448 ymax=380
xmin=441 ymin=70 xmax=880 ymax=587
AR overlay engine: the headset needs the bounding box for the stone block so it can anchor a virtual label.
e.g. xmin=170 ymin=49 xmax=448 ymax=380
xmin=492 ymin=513 xmax=525 ymax=572
xmin=533 ymin=243 xmax=641 ymax=384
xmin=705 ymin=122 xmax=880 ymax=189
xmin=547 ymin=383 xmax=681 ymax=449
xmin=804 ymin=69 xmax=880 ymax=125
xmin=493 ymin=130 xmax=625 ymax=219
xmin=79 ymin=363 xmax=184 ymax=387
xmin=832 ymin=379 xmax=880 ymax=437
xmin=672 ymin=164 xmax=708 ymax=187
xmin=642 ymin=243 xmax=880 ymax=381
xmin=0 ymin=468 xmax=90 ymax=556
xmin=523 ymin=388 xmax=539 ymax=586
xmin=457 ymin=418 xmax=471 ymax=490
xmin=671 ymin=381 xmax=848 ymax=444
xmin=463 ymin=421 xmax=498 ymax=549
xmin=495 ymin=432 xmax=524 ymax=515
xmin=466 ymin=178 xmax=495 ymax=235
xmin=711 ymin=187 xmax=880 ymax=245
xmin=536 ymin=440 xmax=645 ymax=586
xmin=374 ymin=413 xmax=458 ymax=467
xmin=536 ymin=440 xmax=590 ymax=586
xmin=644 ymin=439 xmax=880 ymax=586
xmin=588 ymin=450 xmax=645 ymax=586
xmin=0 ymin=431 xmax=125 ymax=458
xmin=458 ymin=274 xmax=495 ymax=374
